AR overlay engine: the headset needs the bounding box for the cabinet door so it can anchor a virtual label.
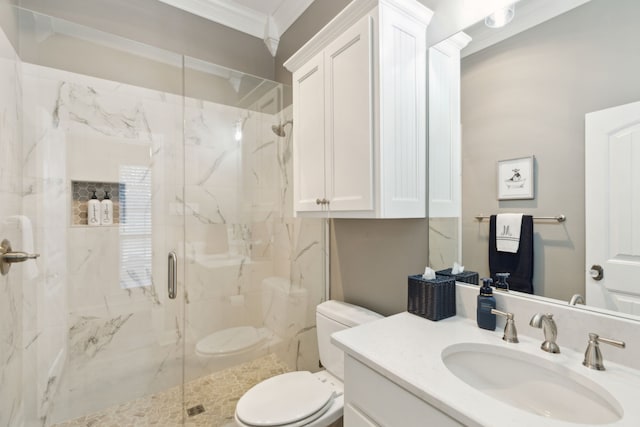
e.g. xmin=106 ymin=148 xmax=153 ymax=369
xmin=292 ymin=51 xmax=326 ymax=212
xmin=324 ymin=15 xmax=374 ymax=212
xmin=379 ymin=3 xmax=427 ymax=218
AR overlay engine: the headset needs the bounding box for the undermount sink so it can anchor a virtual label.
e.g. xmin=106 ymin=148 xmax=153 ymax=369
xmin=442 ymin=343 xmax=623 ymax=424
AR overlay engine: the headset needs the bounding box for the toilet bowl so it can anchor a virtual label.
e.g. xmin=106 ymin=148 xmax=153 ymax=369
xmin=235 ymin=370 xmax=343 ymax=427
xmin=234 ymin=300 xmax=382 ymax=427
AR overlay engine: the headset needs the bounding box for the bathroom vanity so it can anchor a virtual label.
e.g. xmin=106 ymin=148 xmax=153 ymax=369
xmin=332 ymin=284 xmax=640 ymax=426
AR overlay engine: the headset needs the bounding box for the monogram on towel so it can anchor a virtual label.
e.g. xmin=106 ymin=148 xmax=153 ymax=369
xmin=496 ymin=213 xmax=524 ymax=253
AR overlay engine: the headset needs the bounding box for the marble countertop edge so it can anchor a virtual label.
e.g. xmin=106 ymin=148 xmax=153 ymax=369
xmin=332 ymin=312 xmax=640 ymax=427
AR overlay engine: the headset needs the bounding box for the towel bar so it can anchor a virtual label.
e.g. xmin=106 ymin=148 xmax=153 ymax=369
xmin=475 ymin=214 xmax=566 ymax=223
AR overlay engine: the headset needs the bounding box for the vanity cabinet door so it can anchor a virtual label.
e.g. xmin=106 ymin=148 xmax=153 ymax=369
xmin=292 ymin=51 xmax=325 ymax=213
xmin=344 ymin=402 xmax=380 ymax=427
xmin=344 ymin=356 xmax=463 ymax=427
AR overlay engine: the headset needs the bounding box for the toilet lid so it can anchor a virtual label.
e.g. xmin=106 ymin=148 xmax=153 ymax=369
xmin=196 ymin=326 xmax=263 ymax=356
xmin=236 ymin=371 xmax=335 ymax=427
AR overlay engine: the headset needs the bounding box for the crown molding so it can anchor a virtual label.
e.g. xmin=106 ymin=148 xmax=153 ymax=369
xmin=284 ymin=0 xmax=433 ymax=73
xmin=432 ymin=31 xmax=472 ymax=56
xmin=158 ymin=0 xmax=264 ymax=38
xmin=284 ymin=0 xmax=377 ymax=73
xmin=157 ymin=0 xmax=314 ymax=57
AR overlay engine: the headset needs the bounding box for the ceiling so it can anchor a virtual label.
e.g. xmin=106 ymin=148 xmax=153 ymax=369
xmin=156 ymin=0 xmax=315 ymax=56
xmin=461 ymin=0 xmax=592 ymax=57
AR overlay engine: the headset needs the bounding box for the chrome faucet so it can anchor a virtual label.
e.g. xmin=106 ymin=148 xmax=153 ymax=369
xmin=568 ymin=294 xmax=585 ymax=305
xmin=529 ymin=313 xmax=560 ymax=353
xmin=491 ymin=309 xmax=518 ymax=343
xmin=583 ymin=333 xmax=626 ymax=371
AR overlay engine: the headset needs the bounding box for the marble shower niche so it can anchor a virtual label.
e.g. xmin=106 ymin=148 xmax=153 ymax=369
xmin=20 ymin=59 xmax=324 ymax=427
xmin=71 ymin=181 xmax=121 ymax=226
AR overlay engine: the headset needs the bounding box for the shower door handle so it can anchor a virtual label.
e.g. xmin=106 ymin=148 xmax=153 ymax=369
xmin=1 ymin=238 xmax=40 ymax=276
xmin=168 ymin=251 xmax=177 ymax=299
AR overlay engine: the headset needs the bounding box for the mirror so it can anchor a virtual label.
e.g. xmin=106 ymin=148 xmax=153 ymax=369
xmin=431 ymin=0 xmax=640 ymax=320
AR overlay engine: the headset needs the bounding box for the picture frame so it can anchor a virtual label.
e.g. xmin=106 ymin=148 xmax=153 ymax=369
xmin=497 ymin=156 xmax=534 ymax=200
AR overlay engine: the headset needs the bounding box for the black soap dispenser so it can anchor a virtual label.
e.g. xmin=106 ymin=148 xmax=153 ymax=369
xmin=495 ymin=272 xmax=510 ymax=291
xmin=477 ymin=278 xmax=496 ymax=330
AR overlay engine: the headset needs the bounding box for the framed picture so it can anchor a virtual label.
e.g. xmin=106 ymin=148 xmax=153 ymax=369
xmin=497 ymin=156 xmax=534 ymax=200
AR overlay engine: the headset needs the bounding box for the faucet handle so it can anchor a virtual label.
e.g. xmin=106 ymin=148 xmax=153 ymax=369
xmin=583 ymin=333 xmax=626 ymax=371
xmin=491 ymin=309 xmax=519 ymax=343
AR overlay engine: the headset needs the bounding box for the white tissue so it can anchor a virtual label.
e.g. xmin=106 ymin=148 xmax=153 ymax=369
xmin=451 ymin=262 xmax=465 ymax=275
xmin=422 ymin=267 xmax=436 ymax=280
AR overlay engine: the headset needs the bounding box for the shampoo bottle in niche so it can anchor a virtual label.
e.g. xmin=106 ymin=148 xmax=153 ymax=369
xmin=101 ymin=191 xmax=113 ymax=226
xmin=477 ymin=278 xmax=496 ymax=330
xmin=88 ymin=190 xmax=101 ymax=226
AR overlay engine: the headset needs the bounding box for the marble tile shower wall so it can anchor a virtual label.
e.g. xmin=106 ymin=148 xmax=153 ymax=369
xmin=0 ymin=21 xmax=24 ymax=427
xmin=429 ymin=217 xmax=460 ymax=271
xmin=19 ymin=62 xmax=323 ymax=425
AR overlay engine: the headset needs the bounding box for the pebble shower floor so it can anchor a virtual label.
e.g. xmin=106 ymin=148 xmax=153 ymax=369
xmin=52 ymin=354 xmax=290 ymax=427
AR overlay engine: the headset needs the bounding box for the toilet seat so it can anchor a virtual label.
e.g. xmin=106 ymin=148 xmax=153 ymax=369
xmin=235 ymin=371 xmax=337 ymax=427
xmin=195 ymin=326 xmax=265 ymax=357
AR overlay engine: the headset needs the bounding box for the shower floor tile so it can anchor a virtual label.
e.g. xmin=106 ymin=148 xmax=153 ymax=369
xmin=52 ymin=354 xmax=290 ymax=427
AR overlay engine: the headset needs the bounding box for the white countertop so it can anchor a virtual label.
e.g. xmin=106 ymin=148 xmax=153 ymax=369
xmin=332 ymin=312 xmax=640 ymax=427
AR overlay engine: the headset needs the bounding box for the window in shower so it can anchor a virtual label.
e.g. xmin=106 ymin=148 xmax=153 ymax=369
xmin=119 ymin=165 xmax=152 ymax=289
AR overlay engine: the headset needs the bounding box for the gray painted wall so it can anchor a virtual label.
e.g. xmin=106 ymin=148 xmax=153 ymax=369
xmin=18 ymin=0 xmax=275 ymax=80
xmin=0 ymin=1 xmax=18 ymax=50
xmin=275 ymin=0 xmax=351 ymax=86
xmin=460 ymin=0 xmax=640 ymax=301
xmin=14 ymin=3 xmax=279 ymax=107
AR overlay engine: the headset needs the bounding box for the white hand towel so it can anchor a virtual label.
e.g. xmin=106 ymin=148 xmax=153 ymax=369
xmin=496 ymin=213 xmax=524 ymax=253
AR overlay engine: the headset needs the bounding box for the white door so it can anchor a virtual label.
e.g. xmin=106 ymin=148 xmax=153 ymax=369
xmin=586 ymin=100 xmax=640 ymax=315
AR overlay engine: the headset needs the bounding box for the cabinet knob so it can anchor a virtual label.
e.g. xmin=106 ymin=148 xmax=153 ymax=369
xmin=316 ymin=198 xmax=323 ymax=205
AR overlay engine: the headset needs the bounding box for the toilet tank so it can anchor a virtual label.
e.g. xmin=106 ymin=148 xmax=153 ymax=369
xmin=316 ymin=300 xmax=382 ymax=381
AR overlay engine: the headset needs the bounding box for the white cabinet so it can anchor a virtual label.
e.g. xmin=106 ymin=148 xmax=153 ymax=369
xmin=428 ymin=32 xmax=471 ymax=219
xmin=285 ymin=0 xmax=432 ymax=218
xmin=344 ymin=355 xmax=463 ymax=427
xmin=292 ymin=16 xmax=373 ymax=213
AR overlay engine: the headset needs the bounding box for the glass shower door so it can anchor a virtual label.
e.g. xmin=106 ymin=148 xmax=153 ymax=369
xmin=7 ymin=6 xmax=327 ymax=426
xmin=181 ymin=57 xmax=326 ymax=426
xmin=18 ymin=8 xmax=188 ymax=426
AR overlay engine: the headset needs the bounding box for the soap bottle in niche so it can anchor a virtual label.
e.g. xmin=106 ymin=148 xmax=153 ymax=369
xmin=477 ymin=278 xmax=496 ymax=330
xmin=87 ymin=190 xmax=101 ymax=226
xmin=101 ymin=191 xmax=113 ymax=226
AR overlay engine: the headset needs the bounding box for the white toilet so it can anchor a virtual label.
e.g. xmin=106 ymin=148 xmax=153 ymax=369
xmin=234 ymin=300 xmax=382 ymax=427
xmin=195 ymin=277 xmax=307 ymax=361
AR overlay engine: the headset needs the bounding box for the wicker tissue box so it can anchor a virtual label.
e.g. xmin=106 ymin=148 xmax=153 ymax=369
xmin=407 ymin=274 xmax=456 ymax=321
xmin=436 ymin=268 xmax=479 ymax=285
